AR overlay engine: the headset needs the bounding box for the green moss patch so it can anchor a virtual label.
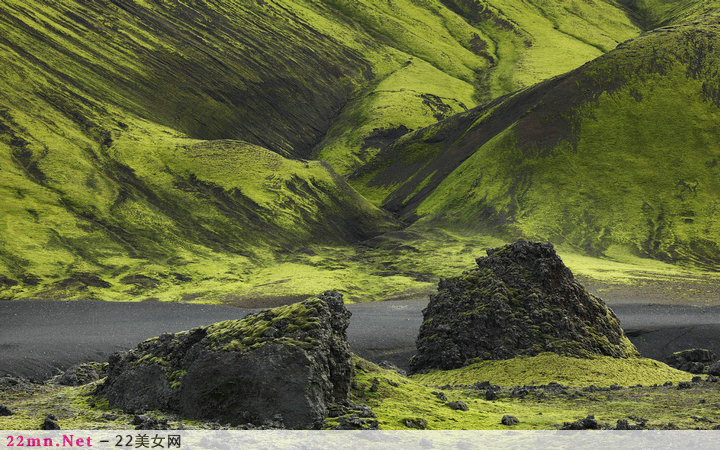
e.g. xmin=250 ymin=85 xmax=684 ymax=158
xmin=206 ymin=297 xmax=325 ymax=352
xmin=411 ymin=353 xmax=693 ymax=388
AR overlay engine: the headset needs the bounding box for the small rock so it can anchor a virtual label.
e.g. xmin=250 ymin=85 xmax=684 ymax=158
xmin=501 ymin=415 xmax=519 ymax=426
xmin=692 ymin=376 xmax=703 ymax=383
xmin=708 ymin=361 xmax=720 ymax=376
xmin=678 ymin=381 xmax=692 ymax=390
xmin=446 ymin=401 xmax=469 ymax=411
xmin=485 ymin=390 xmax=498 ymax=401
xmin=609 ymin=384 xmax=622 ymax=390
xmin=369 ymin=378 xmax=379 ymax=393
xmin=706 ymin=375 xmax=719 ymax=382
xmin=402 ymin=418 xmax=427 ymax=429
xmin=332 ymin=414 xmax=378 ymax=430
xmin=663 ymin=381 xmax=673 ymax=387
xmin=132 ymin=414 xmax=170 ymax=430
xmin=0 ymin=405 xmax=13 ymax=416
xmin=354 ymin=404 xmax=376 ymax=419
xmin=616 ymin=419 xmax=645 ymax=430
xmin=431 ymin=391 xmax=447 ymax=401
xmin=102 ymin=413 xmax=118 ymax=421
xmin=699 ymin=399 xmax=707 ymax=404
xmin=41 ymin=415 xmax=60 ymax=430
xmin=510 ymin=387 xmax=529 ymax=398
xmin=561 ymin=415 xmax=600 ymax=430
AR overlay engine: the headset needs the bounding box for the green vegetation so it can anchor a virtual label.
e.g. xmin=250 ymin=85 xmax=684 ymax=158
xmin=351 ymin=357 xmax=719 ymax=430
xmin=3 ymin=0 xmax=720 ymax=433
xmin=0 ymin=0 xmax=648 ymax=303
xmin=2 ymin=356 xmax=714 ymax=430
xmin=0 ymin=0 xmax=717 ymax=307
xmin=412 ymin=353 xmax=692 ymax=387
xmin=357 ymin=18 xmax=720 ymax=271
xmin=619 ymin=0 xmax=720 ymax=28
xmin=206 ymin=297 xmax=324 ymax=351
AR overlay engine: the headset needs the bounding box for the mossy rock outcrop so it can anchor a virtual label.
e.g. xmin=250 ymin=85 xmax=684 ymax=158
xmin=410 ymin=240 xmax=638 ymax=373
xmin=97 ymin=291 xmax=353 ymax=428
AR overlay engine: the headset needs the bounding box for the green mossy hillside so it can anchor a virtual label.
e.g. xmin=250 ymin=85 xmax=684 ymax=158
xmin=0 ymin=118 xmax=393 ymax=301
xmin=355 ymin=18 xmax=720 ymax=268
xmin=0 ymin=0 xmax=642 ymax=301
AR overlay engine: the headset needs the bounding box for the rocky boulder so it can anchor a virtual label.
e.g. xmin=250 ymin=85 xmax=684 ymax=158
xmin=666 ymin=349 xmax=717 ymax=374
xmin=410 ymin=240 xmax=638 ymax=373
xmin=97 ymin=291 xmax=353 ymax=429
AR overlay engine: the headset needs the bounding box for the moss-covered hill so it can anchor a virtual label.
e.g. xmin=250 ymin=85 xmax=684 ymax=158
xmin=0 ymin=0 xmax=648 ymax=300
xmin=354 ymin=17 xmax=720 ymax=268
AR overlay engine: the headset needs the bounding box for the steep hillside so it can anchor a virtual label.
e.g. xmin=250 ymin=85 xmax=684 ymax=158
xmin=0 ymin=0 xmax=641 ymax=300
xmin=313 ymin=0 xmax=640 ymax=174
xmin=620 ymin=0 xmax=720 ymax=28
xmin=355 ymin=18 xmax=720 ymax=267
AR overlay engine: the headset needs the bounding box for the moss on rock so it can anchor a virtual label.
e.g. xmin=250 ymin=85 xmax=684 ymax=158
xmin=411 ymin=240 xmax=639 ymax=373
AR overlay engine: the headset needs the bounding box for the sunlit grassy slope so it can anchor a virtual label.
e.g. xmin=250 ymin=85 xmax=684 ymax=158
xmin=0 ymin=0 xmax=646 ymax=301
xmin=355 ymin=17 xmax=720 ymax=269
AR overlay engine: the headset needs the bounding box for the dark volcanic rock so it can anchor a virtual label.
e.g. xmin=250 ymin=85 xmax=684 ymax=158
xmin=446 ymin=401 xmax=469 ymax=411
xmin=708 ymin=362 xmax=720 ymax=376
xmin=132 ymin=414 xmax=170 ymax=430
xmin=97 ymin=291 xmax=353 ymax=429
xmin=410 ymin=240 xmax=638 ymax=372
xmin=41 ymin=415 xmax=60 ymax=430
xmin=0 ymin=405 xmax=12 ymax=416
xmin=666 ymin=349 xmax=717 ymax=374
xmin=561 ymin=415 xmax=601 ymax=430
xmin=402 ymin=418 xmax=427 ymax=429
xmin=501 ymin=415 xmax=519 ymax=426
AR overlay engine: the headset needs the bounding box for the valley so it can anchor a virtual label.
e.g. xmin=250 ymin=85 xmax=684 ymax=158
xmin=2 ymin=0 xmax=720 ymax=432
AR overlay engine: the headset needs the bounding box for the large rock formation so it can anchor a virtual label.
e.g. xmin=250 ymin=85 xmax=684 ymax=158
xmin=410 ymin=240 xmax=638 ymax=373
xmin=97 ymin=291 xmax=353 ymax=429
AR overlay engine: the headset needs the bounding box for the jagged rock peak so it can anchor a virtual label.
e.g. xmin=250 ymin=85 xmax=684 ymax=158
xmin=410 ymin=240 xmax=638 ymax=373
